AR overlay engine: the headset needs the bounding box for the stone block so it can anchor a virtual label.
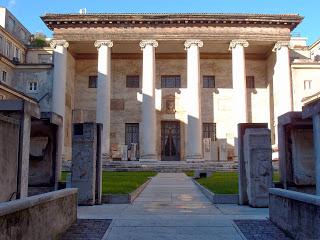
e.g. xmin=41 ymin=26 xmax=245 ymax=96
xmin=211 ymin=141 xmax=219 ymax=161
xmin=71 ymin=123 xmax=102 ymax=205
xmin=121 ymin=145 xmax=128 ymax=161
xmin=237 ymin=123 xmax=268 ymax=205
xmin=217 ymin=139 xmax=227 ymax=161
xmin=110 ymin=99 xmax=125 ymax=111
xmin=203 ymin=138 xmax=212 ymax=161
xmin=244 ymin=128 xmax=272 ymax=207
xmin=269 ymin=188 xmax=320 ymax=240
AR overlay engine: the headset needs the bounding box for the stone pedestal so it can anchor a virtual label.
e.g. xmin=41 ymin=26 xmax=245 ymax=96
xmin=244 ymin=128 xmax=272 ymax=207
xmin=121 ymin=145 xmax=128 ymax=161
xmin=71 ymin=123 xmax=102 ymax=205
xmin=237 ymin=123 xmax=268 ymax=205
xmin=211 ymin=141 xmax=219 ymax=161
xmin=217 ymin=139 xmax=228 ymax=161
xmin=130 ymin=143 xmax=138 ymax=161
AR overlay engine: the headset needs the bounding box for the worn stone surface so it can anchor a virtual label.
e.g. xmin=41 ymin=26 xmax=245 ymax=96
xmin=0 ymin=189 xmax=77 ymax=240
xmin=244 ymin=128 xmax=272 ymax=207
xmin=291 ymin=129 xmax=315 ymax=185
xmin=238 ymin=123 xmax=268 ymax=205
xmin=0 ymin=114 xmax=19 ymax=202
xmin=61 ymin=219 xmax=111 ymax=240
xmin=234 ymin=219 xmax=292 ymax=240
xmin=269 ymin=188 xmax=320 ymax=240
xmin=72 ymin=123 xmax=101 ymax=205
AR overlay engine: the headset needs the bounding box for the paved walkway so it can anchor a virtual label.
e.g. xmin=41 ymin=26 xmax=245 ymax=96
xmin=79 ymin=173 xmax=269 ymax=240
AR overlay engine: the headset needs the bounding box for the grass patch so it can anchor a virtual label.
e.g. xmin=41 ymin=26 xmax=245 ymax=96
xmin=102 ymin=171 xmax=156 ymax=194
xmin=185 ymin=171 xmax=194 ymax=177
xmin=273 ymin=171 xmax=280 ymax=182
xmin=196 ymin=172 xmax=239 ymax=194
xmin=60 ymin=171 xmax=156 ymax=194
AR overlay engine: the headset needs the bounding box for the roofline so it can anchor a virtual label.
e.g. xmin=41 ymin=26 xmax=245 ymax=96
xmin=0 ymin=82 xmax=38 ymax=104
xmin=41 ymin=12 xmax=303 ymax=31
xmin=309 ymin=38 xmax=320 ymax=50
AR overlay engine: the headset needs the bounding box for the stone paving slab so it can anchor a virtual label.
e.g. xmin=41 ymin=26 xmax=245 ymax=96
xmin=234 ymin=219 xmax=292 ymax=240
xmin=61 ymin=219 xmax=112 ymax=240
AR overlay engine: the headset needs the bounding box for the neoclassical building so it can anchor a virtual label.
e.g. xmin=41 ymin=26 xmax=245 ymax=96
xmin=3 ymin=10 xmax=320 ymax=164
xmin=40 ymin=12 xmax=316 ymax=162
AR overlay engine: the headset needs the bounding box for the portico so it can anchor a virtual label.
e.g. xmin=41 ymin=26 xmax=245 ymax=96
xmin=43 ymin=13 xmax=302 ymax=162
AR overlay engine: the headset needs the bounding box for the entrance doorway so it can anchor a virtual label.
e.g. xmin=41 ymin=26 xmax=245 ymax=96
xmin=161 ymin=121 xmax=180 ymax=161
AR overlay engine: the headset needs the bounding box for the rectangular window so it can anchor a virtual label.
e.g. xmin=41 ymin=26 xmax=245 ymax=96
xmin=246 ymin=76 xmax=255 ymax=89
xmin=203 ymin=75 xmax=215 ymax=88
xmin=88 ymin=75 xmax=97 ymax=88
xmin=203 ymin=123 xmax=217 ymax=141
xmin=125 ymin=123 xmax=139 ymax=147
xmin=2 ymin=71 xmax=7 ymax=82
xmin=161 ymin=75 xmax=181 ymax=88
xmin=304 ymin=80 xmax=312 ymax=90
xmin=27 ymin=81 xmax=38 ymax=93
xmin=38 ymin=54 xmax=52 ymax=64
xmin=0 ymin=36 xmax=2 ymax=54
xmin=126 ymin=75 xmax=140 ymax=88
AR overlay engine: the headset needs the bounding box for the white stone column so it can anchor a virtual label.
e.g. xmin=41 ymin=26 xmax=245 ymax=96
xmin=184 ymin=39 xmax=203 ymax=161
xmin=139 ymin=40 xmax=158 ymax=161
xmin=229 ymin=39 xmax=249 ymax=124
xmin=272 ymin=41 xmax=293 ymax=144
xmin=94 ymin=40 xmax=113 ymax=158
xmin=50 ymin=39 xmax=69 ymax=180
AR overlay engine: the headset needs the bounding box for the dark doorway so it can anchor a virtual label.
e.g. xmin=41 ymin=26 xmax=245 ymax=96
xmin=161 ymin=121 xmax=180 ymax=161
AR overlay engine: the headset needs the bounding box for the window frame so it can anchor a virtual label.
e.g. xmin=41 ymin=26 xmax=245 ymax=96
xmin=304 ymin=80 xmax=312 ymax=90
xmin=203 ymin=75 xmax=216 ymax=88
xmin=202 ymin=122 xmax=217 ymax=141
xmin=27 ymin=80 xmax=39 ymax=93
xmin=2 ymin=71 xmax=7 ymax=82
xmin=88 ymin=75 xmax=97 ymax=88
xmin=161 ymin=75 xmax=181 ymax=88
xmin=125 ymin=123 xmax=140 ymax=147
xmin=126 ymin=75 xmax=140 ymax=88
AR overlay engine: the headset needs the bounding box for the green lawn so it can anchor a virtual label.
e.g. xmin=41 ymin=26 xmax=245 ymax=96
xmin=61 ymin=171 xmax=156 ymax=194
xmin=186 ymin=171 xmax=280 ymax=194
xmin=196 ymin=172 xmax=239 ymax=194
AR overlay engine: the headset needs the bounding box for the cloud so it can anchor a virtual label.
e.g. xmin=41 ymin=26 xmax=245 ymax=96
xmin=7 ymin=0 xmax=16 ymax=9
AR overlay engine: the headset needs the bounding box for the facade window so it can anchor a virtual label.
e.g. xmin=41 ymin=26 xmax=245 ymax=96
xmin=246 ymin=76 xmax=255 ymax=89
xmin=203 ymin=75 xmax=215 ymax=88
xmin=2 ymin=71 xmax=7 ymax=82
xmin=88 ymin=76 xmax=97 ymax=88
xmin=0 ymin=36 xmax=2 ymax=54
xmin=161 ymin=75 xmax=181 ymax=88
xmin=304 ymin=80 xmax=312 ymax=90
xmin=27 ymin=81 xmax=38 ymax=93
xmin=126 ymin=75 xmax=139 ymax=88
xmin=125 ymin=123 xmax=139 ymax=147
xmin=38 ymin=54 xmax=52 ymax=64
xmin=203 ymin=123 xmax=217 ymax=141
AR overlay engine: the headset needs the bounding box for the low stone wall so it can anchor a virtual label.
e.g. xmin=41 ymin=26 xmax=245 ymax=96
xmin=0 ymin=189 xmax=77 ymax=240
xmin=269 ymin=188 xmax=320 ymax=240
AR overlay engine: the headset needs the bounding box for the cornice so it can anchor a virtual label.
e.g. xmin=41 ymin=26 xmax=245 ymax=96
xmin=41 ymin=13 xmax=303 ymax=31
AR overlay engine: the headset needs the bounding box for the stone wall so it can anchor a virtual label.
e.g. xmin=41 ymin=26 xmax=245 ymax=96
xmin=0 ymin=189 xmax=77 ymax=240
xmin=0 ymin=114 xmax=19 ymax=202
xmin=73 ymin=57 xmax=270 ymax=160
xmin=269 ymin=188 xmax=320 ymax=240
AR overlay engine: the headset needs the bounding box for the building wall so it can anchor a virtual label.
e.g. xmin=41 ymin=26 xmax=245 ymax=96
xmin=0 ymin=61 xmax=14 ymax=85
xmin=73 ymin=57 xmax=270 ymax=160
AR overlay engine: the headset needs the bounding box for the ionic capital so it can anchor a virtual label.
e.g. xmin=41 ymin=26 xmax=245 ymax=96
xmin=139 ymin=40 xmax=158 ymax=50
xmin=184 ymin=39 xmax=203 ymax=50
xmin=229 ymin=39 xmax=249 ymax=51
xmin=94 ymin=40 xmax=113 ymax=49
xmin=272 ymin=41 xmax=291 ymax=52
xmin=50 ymin=39 xmax=69 ymax=49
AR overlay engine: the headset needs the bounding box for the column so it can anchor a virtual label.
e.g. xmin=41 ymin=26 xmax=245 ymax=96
xmin=94 ymin=40 xmax=113 ymax=158
xmin=184 ymin=39 xmax=203 ymax=161
xmin=229 ymin=39 xmax=249 ymax=125
xmin=50 ymin=39 xmax=69 ymax=180
xmin=272 ymin=41 xmax=293 ymax=144
xmin=229 ymin=40 xmax=249 ymax=159
xmin=139 ymin=40 xmax=158 ymax=161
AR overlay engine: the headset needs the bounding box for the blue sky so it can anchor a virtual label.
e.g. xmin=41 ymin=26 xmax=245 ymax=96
xmin=2 ymin=0 xmax=319 ymax=44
